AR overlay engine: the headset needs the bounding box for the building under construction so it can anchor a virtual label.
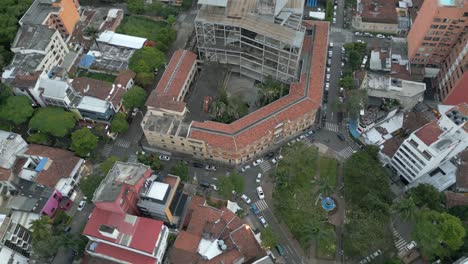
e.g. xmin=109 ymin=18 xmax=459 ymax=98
xmin=195 ymin=0 xmax=305 ymax=83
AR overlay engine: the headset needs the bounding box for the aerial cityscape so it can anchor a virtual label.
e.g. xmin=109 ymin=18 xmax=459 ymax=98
xmin=0 ymin=0 xmax=466 ymax=263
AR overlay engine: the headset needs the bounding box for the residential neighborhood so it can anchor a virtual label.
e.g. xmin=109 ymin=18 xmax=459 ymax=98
xmin=0 ymin=0 xmax=466 ymax=263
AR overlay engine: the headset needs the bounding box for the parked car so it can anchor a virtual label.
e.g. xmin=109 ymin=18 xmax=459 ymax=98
xmin=253 ymin=158 xmax=264 ymax=166
xmin=205 ymin=165 xmax=216 ymax=171
xmin=210 ymin=184 xmax=218 ymax=191
xmin=77 ymin=200 xmax=86 ymax=211
xmin=276 ymin=244 xmax=286 ymax=256
xmin=376 ymin=34 xmax=385 ymax=39
xmin=329 ymin=42 xmax=334 ymax=47
xmin=241 ymin=165 xmax=251 ymax=172
xmin=272 ymin=155 xmax=283 ymax=164
xmin=265 ymin=152 xmax=275 ymax=159
xmin=326 ymin=67 xmax=331 ymax=73
xmin=257 ymin=186 xmax=265 ymax=199
xmin=193 ymin=162 xmax=204 ymax=168
xmin=241 ymin=194 xmax=252 ymax=204
xmin=354 ymin=31 xmax=362 ymax=36
xmin=406 ymin=241 xmax=417 ymax=250
xmin=258 ymin=216 xmax=268 ymax=227
xmin=337 ymin=133 xmax=345 ymax=141
xmin=256 ymin=173 xmax=262 ymax=183
xmin=64 ymin=226 xmax=72 ymax=233
xmin=306 ymin=130 xmax=314 ymax=136
xmin=158 ymin=155 xmax=170 ymax=161
xmin=251 ymin=204 xmax=260 ymax=215
xmin=200 ymin=181 xmax=210 ymax=188
xmin=325 ymin=82 xmax=330 ymax=90
xmin=332 ymin=17 xmax=336 ymax=24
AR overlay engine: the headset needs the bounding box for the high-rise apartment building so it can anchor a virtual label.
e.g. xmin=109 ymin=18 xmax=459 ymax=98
xmin=407 ymin=0 xmax=467 ymax=67
xmin=195 ymin=0 xmax=305 ymax=83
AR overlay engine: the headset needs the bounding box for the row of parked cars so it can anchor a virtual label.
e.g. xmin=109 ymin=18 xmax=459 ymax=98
xmin=354 ymin=31 xmax=392 ymax=39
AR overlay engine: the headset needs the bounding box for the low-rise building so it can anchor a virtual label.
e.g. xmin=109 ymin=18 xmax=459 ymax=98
xmin=169 ymin=196 xmax=266 ymax=263
xmin=0 ymin=209 xmax=32 ymax=263
xmin=352 ymin=0 xmax=399 ymax=33
xmin=380 ymin=103 xmax=468 ymax=190
xmin=0 ymin=132 xmax=28 ymax=194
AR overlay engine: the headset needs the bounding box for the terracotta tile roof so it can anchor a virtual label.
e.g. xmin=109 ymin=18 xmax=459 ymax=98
xmin=456 ymin=150 xmax=468 ymax=190
xmin=230 ymin=226 xmax=264 ymax=261
xmin=359 ymin=0 xmax=398 ymax=24
xmin=189 ymin=21 xmax=327 ymax=152
xmin=72 ymin=77 xmax=125 ymax=108
xmin=146 ymin=49 xmax=196 ymax=111
xmin=414 ymin=121 xmax=443 ymax=146
xmin=24 ymin=144 xmax=82 ymax=187
xmin=94 ymin=242 xmax=156 ymax=264
xmin=83 ymin=207 xmax=164 ymax=254
xmin=148 ymin=96 xmax=186 ymax=113
xmin=445 ymin=191 xmax=468 ymax=208
xmin=114 ymin=69 xmax=135 ymax=87
xmin=11 ymin=72 xmax=41 ymax=88
xmin=0 ymin=168 xmax=11 ymax=182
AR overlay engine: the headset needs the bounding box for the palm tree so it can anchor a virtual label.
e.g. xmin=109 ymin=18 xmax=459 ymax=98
xmin=210 ymin=100 xmax=226 ymax=118
xmin=392 ymin=197 xmax=418 ymax=221
xmin=84 ymin=26 xmax=100 ymax=50
xmin=315 ymin=178 xmax=335 ymax=197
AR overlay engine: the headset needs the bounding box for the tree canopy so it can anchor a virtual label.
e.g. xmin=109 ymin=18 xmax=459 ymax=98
xmin=123 ymin=86 xmax=147 ymax=109
xmin=30 ymin=217 xmax=60 ymax=261
xmin=99 ymin=156 xmax=121 ymax=175
xmin=111 ymin=112 xmax=129 ymax=134
xmin=29 ymin=107 xmax=76 ymax=137
xmin=79 ymin=174 xmax=105 ymax=199
xmin=129 ymin=47 xmax=166 ymax=74
xmin=261 ymin=226 xmax=279 ymax=248
xmin=408 ymin=184 xmax=445 ymax=211
xmin=170 ymin=161 xmax=189 ymax=182
xmin=210 ymin=88 xmax=249 ymax=124
xmin=71 ymin=128 xmax=98 ymax=157
xmin=218 ymin=172 xmax=245 ymax=198
xmin=0 ymin=95 xmax=34 ymax=125
xmin=413 ymin=209 xmax=465 ymax=259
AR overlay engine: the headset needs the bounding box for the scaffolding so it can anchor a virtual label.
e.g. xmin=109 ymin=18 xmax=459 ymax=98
xmin=195 ymin=0 xmax=305 ymax=83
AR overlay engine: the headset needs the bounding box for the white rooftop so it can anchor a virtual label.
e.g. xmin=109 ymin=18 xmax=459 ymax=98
xmin=0 ymin=131 xmax=27 ymax=170
xmin=39 ymin=75 xmax=70 ymax=99
xmin=198 ymin=238 xmax=223 ymax=260
xmin=77 ymin=96 xmax=110 ymax=114
xmin=197 ymin=0 xmax=228 ymax=7
xmin=147 ymin=181 xmax=170 ymax=201
xmin=406 ymin=160 xmax=457 ymax=192
xmin=97 ymin=31 xmax=147 ymax=49
xmin=362 ymin=113 xmax=404 ymax=145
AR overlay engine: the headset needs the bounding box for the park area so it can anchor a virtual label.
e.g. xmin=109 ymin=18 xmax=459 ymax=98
xmin=272 ymin=142 xmax=339 ymax=260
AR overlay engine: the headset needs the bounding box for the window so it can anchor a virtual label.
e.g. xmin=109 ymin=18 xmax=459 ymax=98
xmin=432 ymin=37 xmax=440 ymax=41
xmin=424 ymin=37 xmax=432 ymax=41
xmin=409 ymin=139 xmax=418 ymax=148
xmin=430 ymin=24 xmax=438 ymax=29
xmin=439 ymin=25 xmax=447 ymax=29
xmin=433 ymin=18 xmax=441 ymax=22
xmin=443 ymin=18 xmax=450 ymax=23
xmin=422 ymin=151 xmax=432 ymax=160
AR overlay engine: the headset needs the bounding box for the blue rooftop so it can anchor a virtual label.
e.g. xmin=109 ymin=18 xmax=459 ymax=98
xmin=35 ymin=158 xmax=48 ymax=172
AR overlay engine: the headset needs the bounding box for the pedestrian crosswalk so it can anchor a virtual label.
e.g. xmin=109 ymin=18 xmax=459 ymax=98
xmin=254 ymin=199 xmax=268 ymax=212
xmin=338 ymin=146 xmax=355 ymax=159
xmin=101 ymin=144 xmax=113 ymax=159
xmin=325 ymin=122 xmax=339 ymax=132
xmin=115 ymin=138 xmax=131 ymax=148
xmin=393 ymin=228 xmax=409 ymax=255
xmin=259 ymin=161 xmax=273 ymax=172
xmin=127 ymin=154 xmax=138 ymax=163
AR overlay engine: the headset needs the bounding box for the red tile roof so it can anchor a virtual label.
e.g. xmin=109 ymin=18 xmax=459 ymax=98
xmin=11 ymin=72 xmax=41 ymax=88
xmin=456 ymin=150 xmax=468 ymax=190
xmin=414 ymin=121 xmax=443 ymax=146
xmin=189 ymin=21 xmax=327 ymax=151
xmin=24 ymin=144 xmax=82 ymax=187
xmin=0 ymin=168 xmax=11 ymax=182
xmin=94 ymin=242 xmax=156 ymax=264
xmin=83 ymin=207 xmax=164 ymax=254
xmin=146 ymin=49 xmax=197 ymax=112
xmin=114 ymin=69 xmax=136 ymax=87
xmin=359 ymin=0 xmax=398 ymax=24
xmin=445 ymin=191 xmax=468 ymax=208
xmin=72 ymin=77 xmax=125 ymax=109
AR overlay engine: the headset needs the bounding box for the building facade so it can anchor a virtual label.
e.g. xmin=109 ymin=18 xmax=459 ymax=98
xmin=195 ymin=0 xmax=305 ymax=83
xmin=386 ymin=104 xmax=468 ymax=184
xmin=352 ymin=0 xmax=399 ymax=33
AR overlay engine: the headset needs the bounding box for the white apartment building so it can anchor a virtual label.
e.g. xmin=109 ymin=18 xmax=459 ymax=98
xmin=389 ymin=103 xmax=468 ymax=184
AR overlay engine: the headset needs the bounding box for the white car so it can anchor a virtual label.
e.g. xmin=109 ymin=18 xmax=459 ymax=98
xmin=258 ymin=216 xmax=269 ymax=227
xmin=241 ymin=165 xmax=251 ymax=172
xmin=205 ymin=165 xmax=216 ymax=171
xmin=354 ymin=31 xmax=362 ymax=36
xmin=210 ymin=184 xmax=218 ymax=191
xmin=241 ymin=194 xmax=252 ymax=204
xmin=257 ymin=186 xmax=265 ymax=199
xmin=77 ymin=200 xmax=86 ymax=211
xmin=299 ymin=135 xmax=306 ymax=140
xmin=357 ymin=39 xmax=364 ymax=43
xmin=158 ymin=155 xmax=170 ymax=161
xmin=256 ymin=173 xmax=262 ymax=183
xmin=326 ymin=67 xmax=330 ymax=73
xmin=253 ymin=158 xmax=264 ymax=166
xmin=325 ymin=83 xmax=330 ymax=90
xmin=376 ymin=34 xmax=385 ymax=39
xmin=332 ymin=17 xmax=336 ymax=24
xmin=329 ymin=42 xmax=334 ymax=47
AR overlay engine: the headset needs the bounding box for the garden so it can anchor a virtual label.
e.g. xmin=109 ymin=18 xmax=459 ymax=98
xmin=272 ymin=142 xmax=338 ymax=259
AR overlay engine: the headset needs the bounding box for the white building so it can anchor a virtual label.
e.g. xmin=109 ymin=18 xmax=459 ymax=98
xmin=385 ymin=103 xmax=468 ymax=188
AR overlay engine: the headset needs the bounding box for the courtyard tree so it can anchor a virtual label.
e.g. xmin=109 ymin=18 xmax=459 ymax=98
xmin=29 ymin=107 xmax=76 ymax=137
xmin=230 ymin=172 xmax=244 ymax=194
xmin=30 ymin=217 xmax=60 ymax=261
xmin=170 ymin=161 xmax=189 ymax=182
xmin=79 ymin=174 xmax=105 ymax=199
xmin=111 ymin=112 xmax=129 ymax=134
xmin=167 ymin=15 xmax=177 ymax=26
xmin=84 ymin=26 xmax=100 ymax=50
xmin=339 ymin=75 xmax=354 ymax=89
xmin=257 ymin=76 xmax=287 ymax=106
xmin=413 ymin=209 xmax=465 ymax=259
xmin=71 ymin=128 xmax=98 ymax=157
xmin=129 ymin=47 xmax=165 ymax=73
xmin=218 ymin=176 xmax=235 ymax=199
xmin=393 ymin=197 xmax=418 ymax=221
xmin=261 ymin=226 xmax=279 ymax=248
xmin=127 ymin=0 xmax=145 ymax=14
xmin=408 ymin=184 xmax=445 ymax=211
xmin=123 ymin=86 xmax=147 ymax=109
xmin=99 ymin=156 xmax=121 ymax=175
xmin=0 ymin=95 xmax=34 ymax=125
xmin=0 ymin=82 xmax=13 ymax=104
xmin=210 ymin=88 xmax=249 ymax=124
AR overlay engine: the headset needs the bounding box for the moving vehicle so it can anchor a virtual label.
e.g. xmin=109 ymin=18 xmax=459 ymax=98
xmin=337 ymin=133 xmax=345 ymax=141
xmin=210 ymin=184 xmax=218 ymax=191
xmin=256 ymin=173 xmax=262 ymax=183
xmin=253 ymin=158 xmax=264 ymax=166
xmin=158 ymin=155 xmax=170 ymax=161
xmin=257 ymin=186 xmax=265 ymax=199
xmin=77 ymin=200 xmax=86 ymax=211
xmin=241 ymin=165 xmax=251 ymax=172
xmin=376 ymin=34 xmax=385 ymax=39
xmin=258 ymin=216 xmax=268 ymax=227
xmin=241 ymin=194 xmax=252 ymax=204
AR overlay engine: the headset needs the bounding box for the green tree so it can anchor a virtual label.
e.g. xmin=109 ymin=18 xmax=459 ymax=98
xmin=0 ymin=95 xmax=34 ymax=125
xmin=408 ymin=184 xmax=445 ymax=211
xmin=413 ymin=209 xmax=465 ymax=259
xmin=348 ymin=50 xmax=362 ymax=70
xmin=71 ymin=128 xmax=98 ymax=157
xmin=83 ymin=26 xmax=100 ymax=50
xmin=99 ymin=156 xmax=121 ymax=175
xmin=129 ymin=47 xmax=165 ymax=74
xmin=27 ymin=132 xmax=49 ymax=144
xmin=315 ymin=178 xmax=334 ymax=197
xmin=0 ymin=82 xmax=13 ymax=104
xmin=79 ymin=175 xmax=105 ymax=199
xmin=393 ymin=197 xmax=418 ymax=221
xmin=218 ymin=176 xmax=235 ymax=198
xmin=170 ymin=161 xmax=189 ymax=181
xmin=135 ymin=72 xmax=154 ymax=87
xmin=111 ymin=112 xmax=129 ymax=133
xmin=151 ymin=158 xmax=163 ymax=171
xmin=29 ymin=107 xmax=76 ymax=137
xmin=230 ymin=172 xmax=244 ymax=194
xmin=343 ymin=89 xmax=367 ymax=118
xmin=30 ymin=217 xmax=60 ymax=260
xmin=261 ymin=226 xmax=279 ymax=248
xmin=448 ymin=205 xmax=468 ymax=221
xmin=339 ymin=75 xmax=354 ymax=89
xmin=167 ymin=15 xmax=176 ymax=26
xmin=123 ymin=86 xmax=147 ymax=109
xmin=127 ymin=0 xmax=145 ymax=14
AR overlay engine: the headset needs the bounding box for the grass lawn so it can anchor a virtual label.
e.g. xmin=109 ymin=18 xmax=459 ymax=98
xmin=319 ymin=157 xmax=338 ymax=187
xmin=316 ymin=228 xmax=337 ymax=260
xmin=78 ymin=70 xmax=116 ymax=83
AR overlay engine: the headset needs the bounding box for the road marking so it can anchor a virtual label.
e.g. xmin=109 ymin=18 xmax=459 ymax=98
xmin=115 ymin=138 xmax=131 ymax=148
xmin=259 ymin=161 xmax=272 ymax=172
xmin=338 ymin=146 xmax=354 ymax=159
xmin=127 ymin=154 xmax=138 ymax=163
xmin=101 ymin=144 xmax=113 ymax=159
xmin=325 ymin=122 xmax=339 ymax=132
xmin=254 ymin=199 xmax=268 ymax=211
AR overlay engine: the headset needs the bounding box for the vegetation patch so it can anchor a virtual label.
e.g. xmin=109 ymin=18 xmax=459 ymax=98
xmin=77 ymin=70 xmax=116 ymax=83
xmin=256 ymin=76 xmax=288 ymax=107
xmin=210 ymin=88 xmax=249 ymax=124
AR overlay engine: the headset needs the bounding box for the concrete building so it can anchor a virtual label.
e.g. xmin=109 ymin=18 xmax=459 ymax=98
xmin=20 ymin=0 xmax=80 ymax=38
xmin=0 ymin=210 xmax=32 ymax=263
xmin=407 ymin=0 xmax=466 ymax=67
xmin=195 ymin=0 xmax=305 ymax=83
xmin=0 ymin=132 xmax=28 ymax=194
xmin=352 ymin=0 xmax=399 ymax=33
xmin=381 ymin=103 xmax=468 ymax=189
xmin=360 ymin=72 xmax=426 ymax=110
xmin=434 ymin=29 xmax=468 ymax=105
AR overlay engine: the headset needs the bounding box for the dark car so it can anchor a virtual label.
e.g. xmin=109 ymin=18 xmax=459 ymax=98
xmin=265 ymin=152 xmax=275 ymax=159
xmin=337 ymin=133 xmax=345 ymax=141
xmin=276 ymin=244 xmax=286 ymax=256
xmin=251 ymin=204 xmax=260 ymax=215
xmin=64 ymin=226 xmax=72 ymax=233
xmin=193 ymin=162 xmax=204 ymax=168
xmin=199 ymin=181 xmax=210 ymax=188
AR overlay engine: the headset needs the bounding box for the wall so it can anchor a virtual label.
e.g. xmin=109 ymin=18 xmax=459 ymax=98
xmin=53 ymin=0 xmax=80 ymax=35
xmin=352 ymin=17 xmax=399 ymax=33
xmin=41 ymin=190 xmax=63 ymax=217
